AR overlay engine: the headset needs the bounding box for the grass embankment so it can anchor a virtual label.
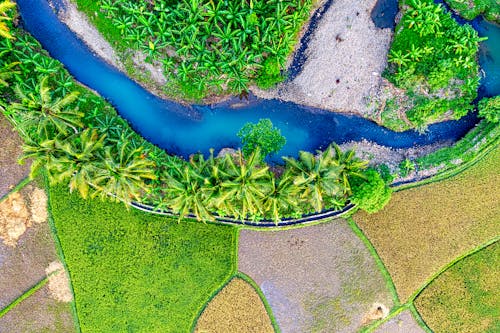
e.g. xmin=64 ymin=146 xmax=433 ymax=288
xmin=444 ymin=0 xmax=500 ymax=23
xmin=354 ymin=145 xmax=500 ymax=301
xmin=48 ymin=185 xmax=237 ymax=332
xmin=0 ymin=284 xmax=76 ymax=333
xmin=194 ymin=277 xmax=274 ymax=333
xmin=415 ymin=242 xmax=499 ymax=333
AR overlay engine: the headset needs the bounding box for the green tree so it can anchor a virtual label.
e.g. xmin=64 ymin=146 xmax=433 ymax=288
xmin=9 ymin=76 xmax=83 ymax=139
xmin=237 ymin=118 xmax=286 ymax=159
xmin=0 ymin=0 xmax=15 ymax=39
xmin=284 ymin=146 xmax=344 ymax=212
xmin=350 ymin=169 xmax=392 ymax=214
xmin=217 ymin=148 xmax=271 ymax=220
xmin=50 ymin=129 xmax=106 ymax=199
xmin=263 ymin=171 xmax=300 ymax=222
xmin=92 ymin=143 xmax=157 ymax=204
xmin=478 ymin=96 xmax=500 ymax=123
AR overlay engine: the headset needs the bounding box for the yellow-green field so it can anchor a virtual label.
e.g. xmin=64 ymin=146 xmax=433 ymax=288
xmin=354 ymin=145 xmax=500 ymax=301
xmin=195 ymin=277 xmax=274 ymax=333
xmin=415 ymin=242 xmax=499 ymax=333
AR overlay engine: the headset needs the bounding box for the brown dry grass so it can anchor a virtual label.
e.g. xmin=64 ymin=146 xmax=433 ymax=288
xmin=354 ymin=146 xmax=500 ymax=301
xmin=0 ymin=186 xmax=48 ymax=247
xmin=45 ymin=261 xmax=73 ymax=303
xmin=194 ymin=278 xmax=274 ymax=333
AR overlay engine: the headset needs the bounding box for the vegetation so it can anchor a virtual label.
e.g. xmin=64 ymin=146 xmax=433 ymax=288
xmin=478 ymin=95 xmax=500 ymax=123
xmin=238 ymin=118 xmax=286 ymax=159
xmin=354 ymin=145 xmax=500 ymax=301
xmin=350 ymin=169 xmax=392 ymax=214
xmin=0 ymin=9 xmax=389 ymax=224
xmin=148 ymin=143 xmax=376 ymax=222
xmin=48 ymin=184 xmax=236 ymax=332
xmin=416 ymin=119 xmax=499 ymax=171
xmin=444 ymin=0 xmax=500 ymax=23
xmin=415 ymin=242 xmax=499 ymax=333
xmin=384 ymin=0 xmax=484 ymax=131
xmin=74 ymin=0 xmax=314 ymax=100
xmin=0 ymin=0 xmax=15 ymax=39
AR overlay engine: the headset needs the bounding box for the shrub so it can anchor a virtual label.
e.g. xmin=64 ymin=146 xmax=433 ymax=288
xmin=350 ymin=169 xmax=392 ymax=213
xmin=478 ymin=96 xmax=500 ymax=123
xmin=237 ymin=118 xmax=286 ymax=158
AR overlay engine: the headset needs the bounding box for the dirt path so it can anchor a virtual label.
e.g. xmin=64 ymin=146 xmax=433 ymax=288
xmin=252 ymin=0 xmax=393 ymax=117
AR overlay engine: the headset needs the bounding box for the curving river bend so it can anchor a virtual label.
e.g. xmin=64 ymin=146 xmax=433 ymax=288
xmin=15 ymin=0 xmax=500 ymax=162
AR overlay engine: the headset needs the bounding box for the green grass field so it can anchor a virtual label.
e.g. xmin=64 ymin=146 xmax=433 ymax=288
xmin=415 ymin=242 xmax=499 ymax=333
xmin=48 ymin=185 xmax=237 ymax=332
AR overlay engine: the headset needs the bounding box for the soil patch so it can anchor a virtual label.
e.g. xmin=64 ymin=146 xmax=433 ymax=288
xmin=373 ymin=310 xmax=424 ymax=333
xmin=194 ymin=277 xmax=274 ymax=333
xmin=238 ymin=219 xmax=393 ymax=333
xmin=45 ymin=261 xmax=73 ymax=303
xmin=253 ymin=0 xmax=393 ymax=118
xmin=0 ymin=187 xmax=57 ymax=309
xmin=354 ymin=145 xmax=500 ymax=301
xmin=0 ymin=185 xmax=48 ymax=246
xmin=0 ymin=114 xmax=30 ymax=198
xmin=0 ymin=284 xmax=76 ymax=333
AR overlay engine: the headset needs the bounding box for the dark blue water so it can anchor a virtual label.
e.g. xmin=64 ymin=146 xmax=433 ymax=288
xmin=15 ymin=0 xmax=499 ymax=162
xmin=371 ymin=0 xmax=399 ymax=29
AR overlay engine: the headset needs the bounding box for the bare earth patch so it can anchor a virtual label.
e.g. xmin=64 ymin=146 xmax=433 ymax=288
xmin=0 ymin=186 xmax=57 ymax=308
xmin=373 ymin=310 xmax=425 ymax=333
xmin=194 ymin=277 xmax=274 ymax=333
xmin=253 ymin=0 xmax=393 ymax=118
xmin=45 ymin=261 xmax=73 ymax=303
xmin=0 ymin=114 xmax=30 ymax=198
xmin=238 ymin=219 xmax=393 ymax=333
xmin=354 ymin=146 xmax=500 ymax=301
xmin=0 ymin=284 xmax=76 ymax=333
xmin=53 ymin=0 xmax=124 ymax=71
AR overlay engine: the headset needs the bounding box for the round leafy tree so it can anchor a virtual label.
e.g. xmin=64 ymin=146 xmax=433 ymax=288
xmin=350 ymin=169 xmax=392 ymax=214
xmin=237 ymin=118 xmax=286 ymax=158
xmin=478 ymin=96 xmax=500 ymax=123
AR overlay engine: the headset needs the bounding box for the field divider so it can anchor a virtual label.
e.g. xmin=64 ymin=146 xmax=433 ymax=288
xmin=0 ymin=276 xmax=48 ymax=319
xmin=44 ymin=176 xmax=82 ymax=333
xmin=347 ymin=218 xmax=401 ymax=306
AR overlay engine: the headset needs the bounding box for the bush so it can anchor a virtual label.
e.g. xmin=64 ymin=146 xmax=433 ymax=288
xmin=237 ymin=118 xmax=286 ymax=158
xmin=478 ymin=96 xmax=500 ymax=123
xmin=350 ymin=169 xmax=392 ymax=213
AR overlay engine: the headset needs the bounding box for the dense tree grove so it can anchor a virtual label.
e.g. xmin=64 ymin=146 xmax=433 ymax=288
xmin=385 ymin=0 xmax=484 ymax=131
xmin=78 ymin=0 xmax=314 ymax=100
xmin=0 ymin=5 xmax=392 ymax=223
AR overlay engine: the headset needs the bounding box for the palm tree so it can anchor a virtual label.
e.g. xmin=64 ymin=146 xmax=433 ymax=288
xmin=284 ymin=146 xmax=344 ymax=212
xmin=263 ymin=170 xmax=299 ymax=223
xmin=19 ymin=137 xmax=58 ymax=179
xmin=0 ymin=60 xmax=19 ymax=86
xmin=216 ymin=148 xmax=271 ymax=220
xmin=331 ymin=144 xmax=368 ymax=195
xmin=0 ymin=0 xmax=15 ymax=40
xmin=92 ymin=143 xmax=157 ymax=204
xmin=164 ymin=162 xmax=213 ymax=222
xmin=50 ymin=129 xmax=106 ymax=199
xmin=9 ymin=76 xmax=83 ymax=139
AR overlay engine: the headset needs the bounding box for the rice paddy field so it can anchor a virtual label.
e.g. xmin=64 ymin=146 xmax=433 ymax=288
xmin=194 ymin=277 xmax=274 ymax=333
xmin=353 ymin=144 xmax=500 ymax=301
xmin=47 ymin=185 xmax=237 ymax=332
xmin=415 ymin=242 xmax=499 ymax=333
